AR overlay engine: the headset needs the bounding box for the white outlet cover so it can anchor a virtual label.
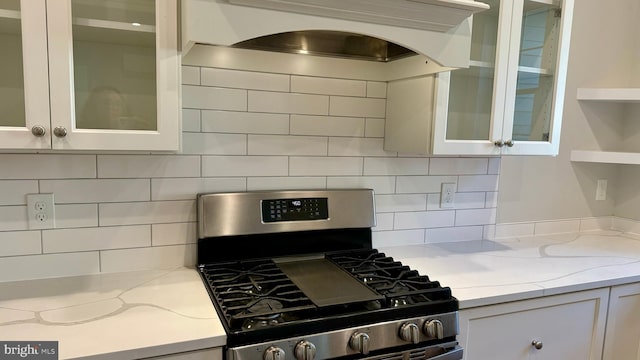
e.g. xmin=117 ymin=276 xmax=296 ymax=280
xmin=26 ymin=193 xmax=56 ymax=230
xmin=440 ymin=183 xmax=456 ymax=208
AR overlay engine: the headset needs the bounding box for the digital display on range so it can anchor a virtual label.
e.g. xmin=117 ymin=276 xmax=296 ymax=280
xmin=261 ymin=197 xmax=328 ymax=223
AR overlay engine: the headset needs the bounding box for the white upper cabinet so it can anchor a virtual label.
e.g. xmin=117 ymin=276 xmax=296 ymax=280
xmin=0 ymin=0 xmax=180 ymax=151
xmin=432 ymin=0 xmax=574 ymax=156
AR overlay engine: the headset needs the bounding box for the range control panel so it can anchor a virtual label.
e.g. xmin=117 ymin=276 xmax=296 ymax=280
xmin=261 ymin=197 xmax=329 ymax=223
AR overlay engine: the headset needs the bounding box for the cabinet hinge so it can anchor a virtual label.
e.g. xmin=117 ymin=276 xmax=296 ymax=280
xmin=554 ymin=9 xmax=561 ymax=18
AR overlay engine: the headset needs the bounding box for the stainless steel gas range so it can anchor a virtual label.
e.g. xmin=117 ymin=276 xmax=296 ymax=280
xmin=196 ymin=189 xmax=463 ymax=360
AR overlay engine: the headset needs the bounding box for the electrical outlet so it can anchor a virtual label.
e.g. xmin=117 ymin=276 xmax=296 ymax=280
xmin=596 ymin=179 xmax=607 ymax=201
xmin=27 ymin=193 xmax=56 ymax=230
xmin=440 ymin=183 xmax=456 ymax=208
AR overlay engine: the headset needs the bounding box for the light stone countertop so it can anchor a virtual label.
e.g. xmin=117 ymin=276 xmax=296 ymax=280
xmin=380 ymin=230 xmax=640 ymax=308
xmin=0 ymin=267 xmax=226 ymax=360
xmin=2 ymin=230 xmax=640 ymax=359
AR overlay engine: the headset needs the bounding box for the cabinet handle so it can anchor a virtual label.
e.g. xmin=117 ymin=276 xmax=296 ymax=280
xmin=531 ymin=340 xmax=543 ymax=350
xmin=494 ymin=140 xmax=504 ymax=147
xmin=504 ymin=140 xmax=514 ymax=147
xmin=53 ymin=126 xmax=68 ymax=138
xmin=31 ymin=125 xmax=46 ymax=137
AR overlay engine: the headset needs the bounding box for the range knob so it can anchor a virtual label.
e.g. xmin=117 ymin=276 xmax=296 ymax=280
xmin=294 ymin=340 xmax=316 ymax=360
xmin=349 ymin=331 xmax=370 ymax=355
xmin=424 ymin=319 xmax=444 ymax=340
xmin=263 ymin=346 xmax=285 ymax=360
xmin=399 ymin=323 xmax=420 ymax=344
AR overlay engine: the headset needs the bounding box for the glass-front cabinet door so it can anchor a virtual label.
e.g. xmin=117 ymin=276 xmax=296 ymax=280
xmin=433 ymin=0 xmax=574 ymax=156
xmin=47 ymin=0 xmax=179 ymax=151
xmin=0 ymin=0 xmax=50 ymax=149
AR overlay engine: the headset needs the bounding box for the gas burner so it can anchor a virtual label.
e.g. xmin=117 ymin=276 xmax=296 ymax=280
xmin=242 ymin=313 xmax=285 ymax=330
xmin=390 ymin=296 xmax=414 ymax=307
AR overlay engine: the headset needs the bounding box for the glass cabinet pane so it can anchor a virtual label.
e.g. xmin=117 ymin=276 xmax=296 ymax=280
xmin=445 ymin=0 xmax=498 ymax=141
xmin=71 ymin=0 xmax=157 ymax=131
xmin=0 ymin=0 xmax=26 ymax=127
xmin=512 ymin=0 xmax=560 ymax=141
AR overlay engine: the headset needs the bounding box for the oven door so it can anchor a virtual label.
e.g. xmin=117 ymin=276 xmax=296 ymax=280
xmin=364 ymin=342 xmax=463 ymax=360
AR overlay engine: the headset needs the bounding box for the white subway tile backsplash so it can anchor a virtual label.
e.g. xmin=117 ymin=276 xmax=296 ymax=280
xmin=290 ymin=115 xmax=365 ymax=137
xmin=373 ymin=213 xmax=394 ymax=231
xmin=394 ymin=211 xmax=455 ymax=230
xmin=181 ymin=66 xmax=200 ymax=85
xmin=182 ymin=109 xmax=201 ymax=132
xmin=97 ymin=155 xmax=201 ymax=178
xmin=329 ymin=96 xmax=386 ymax=118
xmin=364 ymin=158 xmax=429 ymax=176
xmin=182 ymin=85 xmax=247 ymax=111
xmin=488 ymin=157 xmax=501 ymax=174
xmin=152 ymin=178 xmax=246 ymax=201
xmin=425 ymin=226 xmax=484 ymax=243
xmin=366 ymin=82 xmax=387 ymax=98
xmin=202 ymin=67 xmax=290 ymax=91
xmin=328 ymin=138 xmax=396 ymax=157
xmin=100 ymin=244 xmax=196 ymax=273
xmin=181 ymin=132 xmax=247 ymax=155
xmin=202 ymin=156 xmax=288 ymax=177
xmin=494 ymin=223 xmax=534 ymax=239
xmin=580 ymin=217 xmax=613 ymax=232
xmin=455 ymin=208 xmax=496 ymax=226
xmin=0 ymin=64 xmax=506 ymax=282
xmin=248 ymin=135 xmax=327 ymax=155
xmin=152 ymin=223 xmax=197 ymax=246
xmin=247 ymin=177 xmax=326 ymax=191
xmin=291 ymin=76 xmax=366 ymax=96
xmin=0 ymin=206 xmax=27 ymax=231
xmin=55 ymin=204 xmax=99 ymax=228
xmin=326 ymin=176 xmax=396 ymax=194
xmin=372 ymin=230 xmax=425 ymax=247
xmin=0 ymin=181 xmax=38 ymax=205
xmin=396 ymin=176 xmax=458 ymax=194
xmin=458 ymin=175 xmax=499 ymax=192
xmin=249 ymin=91 xmax=329 ymax=115
xmin=43 ymin=226 xmax=151 ymax=253
xmin=202 ymin=110 xmax=290 ymax=135
xmin=534 ymin=220 xmax=580 ymax=235
xmin=0 ymin=154 xmax=96 ymax=179
xmin=485 ymin=192 xmax=498 ymax=208
xmin=0 ymin=252 xmax=100 ymax=282
xmin=0 ymin=231 xmax=41 ymax=257
xmin=364 ymin=118 xmax=385 ymax=138
xmin=290 ymin=157 xmax=362 ymax=176
xmin=99 ymin=201 xmax=196 ymax=226
xmin=429 ymin=158 xmax=488 ymax=175
xmin=40 ymin=179 xmax=150 ymax=203
xmin=375 ymin=194 xmax=427 ymax=213
xmin=427 ymin=192 xmax=486 ymax=211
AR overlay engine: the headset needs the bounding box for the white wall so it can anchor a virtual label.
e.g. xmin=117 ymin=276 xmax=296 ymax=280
xmin=497 ymin=0 xmax=638 ymax=223
xmin=0 ymin=48 xmax=500 ymax=282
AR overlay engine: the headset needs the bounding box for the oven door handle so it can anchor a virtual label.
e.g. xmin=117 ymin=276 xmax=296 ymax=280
xmin=426 ymin=345 xmax=463 ymax=360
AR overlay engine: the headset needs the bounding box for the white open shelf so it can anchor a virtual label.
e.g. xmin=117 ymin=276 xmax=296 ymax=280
xmin=571 ymin=150 xmax=640 ymax=165
xmin=571 ymin=87 xmax=640 ymax=165
xmin=577 ymin=88 xmax=640 ymax=102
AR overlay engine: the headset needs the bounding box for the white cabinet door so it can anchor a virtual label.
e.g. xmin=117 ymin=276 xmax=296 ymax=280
xmin=0 ymin=0 xmax=51 ymax=149
xmin=432 ymin=0 xmax=574 ymax=156
xmin=46 ymin=0 xmax=180 ymax=151
xmin=602 ymin=282 xmax=640 ymax=360
xmin=458 ymin=289 xmax=609 ymax=360
xmin=0 ymin=0 xmax=180 ymax=151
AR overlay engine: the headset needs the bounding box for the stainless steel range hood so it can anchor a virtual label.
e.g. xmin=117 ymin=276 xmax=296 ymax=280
xmin=182 ymin=0 xmax=490 ymax=67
